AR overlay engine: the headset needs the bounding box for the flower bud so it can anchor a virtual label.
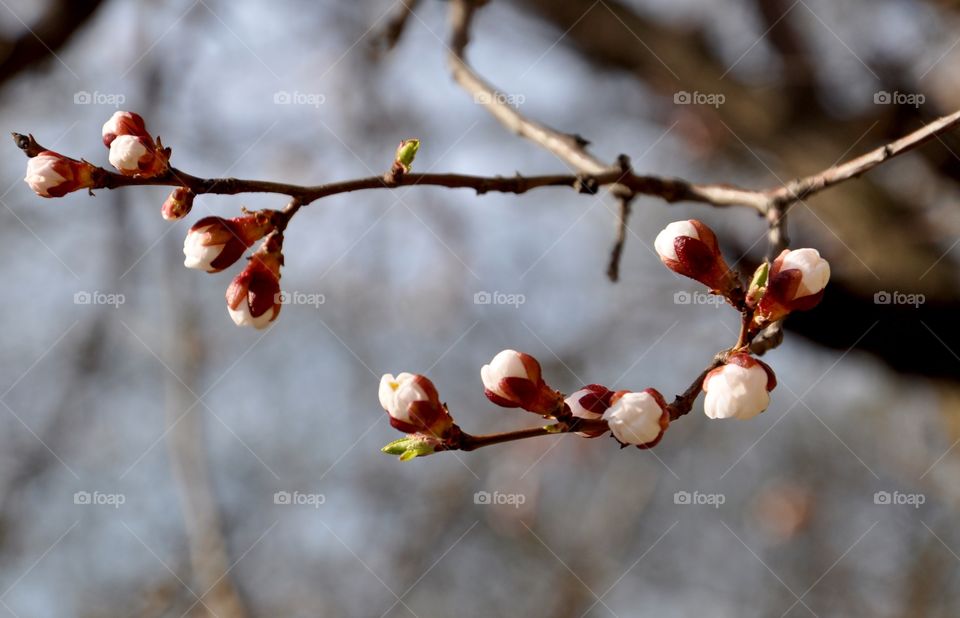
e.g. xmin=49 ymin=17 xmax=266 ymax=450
xmin=601 ymin=388 xmax=669 ymax=448
xmin=101 ymin=111 xmax=150 ymax=147
xmin=183 ymin=211 xmax=276 ymax=272
xmin=702 ymin=353 xmax=776 ymax=420
xmin=23 ymin=151 xmax=97 ymax=198
xmin=753 ymin=248 xmax=830 ymax=325
xmin=225 ymin=236 xmax=283 ymax=329
xmin=481 ymin=349 xmax=563 ymax=415
xmin=161 ymin=187 xmax=194 ymax=221
xmin=108 ymin=134 xmax=168 ymax=177
xmin=654 ymin=219 xmax=738 ymax=293
xmin=564 ymin=384 xmax=615 ymax=437
xmin=379 ymin=372 xmax=454 ymax=438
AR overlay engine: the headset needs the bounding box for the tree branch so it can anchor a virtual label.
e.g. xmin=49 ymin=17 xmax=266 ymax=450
xmin=769 ymin=108 xmax=960 ymax=206
xmin=14 ymin=104 xmax=960 ymax=222
xmin=446 ymin=0 xmax=612 ymax=178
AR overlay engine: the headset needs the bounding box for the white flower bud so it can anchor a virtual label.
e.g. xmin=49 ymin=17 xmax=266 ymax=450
xmin=24 ymin=154 xmax=67 ymax=197
xmin=379 ymin=373 xmax=429 ymax=424
xmin=108 ymin=135 xmax=148 ymax=173
xmin=779 ymin=248 xmax=830 ymax=298
xmin=654 ymin=220 xmax=699 ymax=262
xmin=565 ymin=385 xmax=614 ymax=438
xmin=183 ymin=224 xmax=226 ymax=271
xmin=602 ymin=391 xmax=667 ymax=446
xmin=480 ymin=349 xmax=531 ymax=399
xmin=228 ymin=303 xmax=275 ymax=329
xmin=101 ymin=111 xmax=149 ymax=147
xmin=703 ymin=362 xmax=771 ymax=420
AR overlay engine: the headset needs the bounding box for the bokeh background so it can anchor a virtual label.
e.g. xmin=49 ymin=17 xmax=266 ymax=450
xmin=1 ymin=0 xmax=960 ymax=616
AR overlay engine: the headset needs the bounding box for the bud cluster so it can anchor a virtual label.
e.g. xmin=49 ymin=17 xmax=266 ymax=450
xmin=21 ymin=110 xmax=298 ymax=330
xmin=652 ymin=218 xmax=828 ymax=424
xmin=101 ymin=111 xmax=170 ymax=178
xmin=379 ymin=219 xmax=830 ymax=460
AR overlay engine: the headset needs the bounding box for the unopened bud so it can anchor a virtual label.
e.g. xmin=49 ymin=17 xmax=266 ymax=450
xmin=378 ymin=373 xmax=455 ymax=438
xmin=23 ymin=151 xmax=96 ymax=198
xmin=183 ymin=211 xmax=276 ymax=272
xmin=601 ymin=388 xmax=669 ymax=449
xmin=481 ymin=349 xmax=563 ymax=416
xmin=753 ymin=248 xmax=830 ymax=326
xmin=225 ymin=235 xmax=284 ymax=329
xmin=161 ymin=187 xmax=194 ymax=221
xmin=654 ymin=219 xmax=738 ymax=294
xmin=702 ymin=353 xmax=776 ymax=420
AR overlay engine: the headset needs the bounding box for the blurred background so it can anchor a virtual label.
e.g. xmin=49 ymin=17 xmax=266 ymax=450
xmin=1 ymin=0 xmax=959 ymax=616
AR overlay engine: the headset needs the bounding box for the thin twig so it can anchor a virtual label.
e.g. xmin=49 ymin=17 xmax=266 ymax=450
xmin=453 ymin=418 xmax=609 ymax=451
xmin=370 ymin=0 xmax=422 ymax=57
xmin=768 ymin=108 xmax=960 ymax=207
xmin=606 ymin=195 xmax=633 ymax=282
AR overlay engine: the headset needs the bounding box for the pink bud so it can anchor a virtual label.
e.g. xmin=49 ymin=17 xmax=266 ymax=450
xmin=754 ymin=248 xmax=830 ymax=325
xmin=102 ymin=111 xmax=150 ymax=147
xmin=480 ymin=349 xmax=563 ymax=415
xmin=225 ymin=239 xmax=283 ymax=329
xmin=601 ymin=388 xmax=669 ymax=448
xmin=161 ymin=187 xmax=194 ymax=221
xmin=654 ymin=219 xmax=737 ymax=293
xmin=183 ymin=212 xmax=276 ymax=273
xmin=23 ymin=151 xmax=96 ymax=198
xmin=564 ymin=384 xmax=615 ymax=437
xmin=378 ymin=373 xmax=454 ymax=437
xmin=702 ymin=353 xmax=776 ymax=420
